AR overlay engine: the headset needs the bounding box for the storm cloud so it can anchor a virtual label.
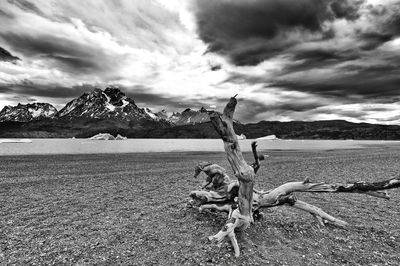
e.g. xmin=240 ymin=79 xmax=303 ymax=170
xmin=0 ymin=33 xmax=114 ymax=74
xmin=192 ymin=0 xmax=400 ymax=116
xmin=1 ymin=0 xmax=400 ymax=124
xmin=0 ymin=82 xmax=93 ymax=98
xmin=0 ymin=46 xmax=20 ymax=62
xmin=193 ymin=0 xmax=366 ymax=65
xmin=7 ymin=0 xmax=47 ymax=17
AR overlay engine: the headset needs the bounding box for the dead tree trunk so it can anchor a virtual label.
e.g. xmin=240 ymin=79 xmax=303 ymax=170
xmin=189 ymin=97 xmax=400 ymax=257
xmin=206 ymin=95 xmax=255 ymax=257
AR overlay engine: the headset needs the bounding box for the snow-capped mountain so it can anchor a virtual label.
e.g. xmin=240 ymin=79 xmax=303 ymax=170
xmin=168 ymin=107 xmax=210 ymax=125
xmin=56 ymin=87 xmax=152 ymax=121
xmin=0 ymin=103 xmax=57 ymax=122
xmin=0 ymin=87 xmax=214 ymax=126
xmin=143 ymin=108 xmax=173 ymax=121
xmin=144 ymin=108 xmax=162 ymax=120
xmin=142 ymin=107 xmax=212 ymax=125
xmin=156 ymin=109 xmax=168 ymax=120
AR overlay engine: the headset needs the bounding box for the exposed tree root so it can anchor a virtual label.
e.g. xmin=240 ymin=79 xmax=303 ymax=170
xmin=289 ymin=200 xmax=348 ymax=227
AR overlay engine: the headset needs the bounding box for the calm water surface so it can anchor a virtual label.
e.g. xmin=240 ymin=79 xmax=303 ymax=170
xmin=1 ymin=138 xmax=400 ymax=155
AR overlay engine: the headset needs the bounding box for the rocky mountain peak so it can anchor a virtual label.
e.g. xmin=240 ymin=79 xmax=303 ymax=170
xmin=104 ymin=87 xmax=123 ymax=96
xmin=156 ymin=109 xmax=168 ymax=120
xmin=0 ymin=102 xmax=57 ymax=122
xmin=168 ymin=107 xmax=210 ymax=125
xmin=199 ymin=107 xmax=208 ymax=113
xmin=56 ymin=87 xmax=147 ymax=121
xmin=104 ymin=87 xmax=134 ymax=107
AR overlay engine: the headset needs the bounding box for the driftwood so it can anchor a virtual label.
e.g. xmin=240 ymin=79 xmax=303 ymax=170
xmin=188 ymin=96 xmax=400 ymax=257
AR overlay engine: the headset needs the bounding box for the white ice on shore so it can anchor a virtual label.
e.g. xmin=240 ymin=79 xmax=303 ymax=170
xmin=256 ymin=134 xmax=279 ymax=140
xmin=89 ymin=133 xmax=127 ymax=140
xmin=89 ymin=133 xmax=115 ymax=140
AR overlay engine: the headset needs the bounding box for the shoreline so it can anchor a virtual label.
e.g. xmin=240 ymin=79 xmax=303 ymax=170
xmin=0 ymin=146 xmax=396 ymax=157
xmin=1 ymin=139 xmax=400 ymax=156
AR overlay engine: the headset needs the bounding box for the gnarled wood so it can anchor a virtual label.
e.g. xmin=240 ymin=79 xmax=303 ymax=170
xmin=289 ymin=200 xmax=348 ymax=227
xmin=296 ymin=177 xmax=400 ymax=199
xmin=190 ymin=161 xmax=239 ymax=209
xmin=253 ymin=177 xmax=400 ymax=207
xmin=189 ymin=97 xmax=400 ymax=258
xmin=190 ymin=168 xmax=400 ymax=228
xmin=208 ymin=96 xmax=255 ymax=257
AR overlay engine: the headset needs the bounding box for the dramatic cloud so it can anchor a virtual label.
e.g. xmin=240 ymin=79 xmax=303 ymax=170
xmin=0 ymin=0 xmax=223 ymax=109
xmin=189 ymin=0 xmax=400 ymax=123
xmin=0 ymin=46 xmax=19 ymax=62
xmin=193 ymin=0 xmax=365 ymax=65
xmin=125 ymin=85 xmax=216 ymax=112
xmin=7 ymin=0 xmax=47 ymax=17
xmin=0 ymin=82 xmax=92 ymax=98
xmin=0 ymin=0 xmax=400 ymax=124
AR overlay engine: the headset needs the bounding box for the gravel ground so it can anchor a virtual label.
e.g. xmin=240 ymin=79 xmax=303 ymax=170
xmin=0 ymin=147 xmax=399 ymax=265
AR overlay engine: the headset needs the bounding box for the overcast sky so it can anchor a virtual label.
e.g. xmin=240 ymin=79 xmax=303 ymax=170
xmin=0 ymin=0 xmax=400 ymax=123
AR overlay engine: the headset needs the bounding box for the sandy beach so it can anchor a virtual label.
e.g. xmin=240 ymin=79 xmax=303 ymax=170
xmin=1 ymin=148 xmax=400 ymax=265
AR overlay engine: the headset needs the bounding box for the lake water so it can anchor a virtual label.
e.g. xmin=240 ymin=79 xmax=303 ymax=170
xmin=1 ymin=138 xmax=399 ymax=156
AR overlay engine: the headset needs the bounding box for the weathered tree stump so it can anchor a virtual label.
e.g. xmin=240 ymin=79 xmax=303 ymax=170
xmin=188 ymin=96 xmax=400 ymax=257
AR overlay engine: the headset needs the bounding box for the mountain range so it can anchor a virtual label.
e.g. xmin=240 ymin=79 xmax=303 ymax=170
xmin=1 ymin=87 xmax=400 ymax=139
xmin=0 ymin=87 xmax=210 ymax=125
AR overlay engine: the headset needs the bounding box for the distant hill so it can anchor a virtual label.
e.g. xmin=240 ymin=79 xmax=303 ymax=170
xmin=1 ymin=119 xmax=400 ymax=139
xmin=128 ymin=120 xmax=400 ymax=140
xmin=233 ymin=120 xmax=400 ymax=140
